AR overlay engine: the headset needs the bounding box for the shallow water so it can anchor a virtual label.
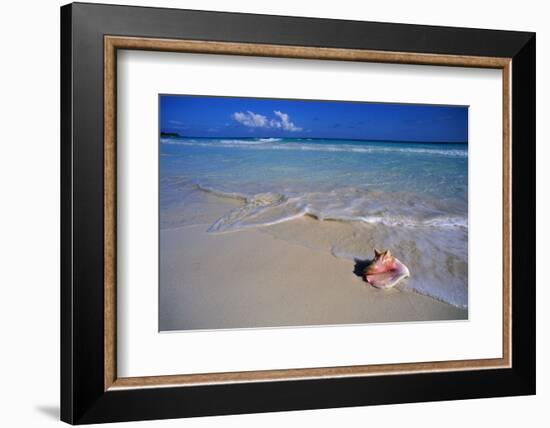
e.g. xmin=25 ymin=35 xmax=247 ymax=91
xmin=160 ymin=137 xmax=468 ymax=309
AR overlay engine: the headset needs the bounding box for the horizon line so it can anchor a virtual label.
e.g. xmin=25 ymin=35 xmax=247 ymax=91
xmin=159 ymin=132 xmax=468 ymax=145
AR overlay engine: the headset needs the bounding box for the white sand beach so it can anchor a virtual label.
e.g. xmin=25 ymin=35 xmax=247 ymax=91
xmin=159 ymin=198 xmax=467 ymax=331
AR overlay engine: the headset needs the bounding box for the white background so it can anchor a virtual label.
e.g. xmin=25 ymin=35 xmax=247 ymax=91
xmin=118 ymin=51 xmax=502 ymax=377
xmin=0 ymin=0 xmax=546 ymax=427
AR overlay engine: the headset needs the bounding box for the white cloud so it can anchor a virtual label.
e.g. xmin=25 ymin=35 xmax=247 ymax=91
xmin=232 ymin=111 xmax=269 ymax=128
xmin=273 ymin=110 xmax=302 ymax=131
xmin=232 ymin=110 xmax=302 ymax=132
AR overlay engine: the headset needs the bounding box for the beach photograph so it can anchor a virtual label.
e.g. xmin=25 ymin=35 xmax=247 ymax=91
xmin=159 ymin=95 xmax=469 ymax=331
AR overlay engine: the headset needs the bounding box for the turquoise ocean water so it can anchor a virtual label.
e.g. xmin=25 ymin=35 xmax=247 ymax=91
xmin=160 ymin=137 xmax=468 ymax=309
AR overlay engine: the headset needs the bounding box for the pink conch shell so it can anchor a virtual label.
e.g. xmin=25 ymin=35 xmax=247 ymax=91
xmin=363 ymin=249 xmax=410 ymax=289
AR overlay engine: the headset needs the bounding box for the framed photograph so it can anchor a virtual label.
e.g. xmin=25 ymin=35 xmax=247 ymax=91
xmin=60 ymin=2 xmax=535 ymax=424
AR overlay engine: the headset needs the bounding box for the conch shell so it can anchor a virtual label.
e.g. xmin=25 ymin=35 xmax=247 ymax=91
xmin=363 ymin=249 xmax=410 ymax=289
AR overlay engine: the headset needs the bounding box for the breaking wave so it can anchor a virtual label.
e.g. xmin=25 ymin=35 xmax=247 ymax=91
xmin=160 ymin=138 xmax=467 ymax=158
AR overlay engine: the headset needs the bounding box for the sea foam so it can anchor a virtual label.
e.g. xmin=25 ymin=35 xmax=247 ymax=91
xmin=161 ymin=138 xmax=467 ymax=157
xmin=187 ymin=182 xmax=469 ymax=233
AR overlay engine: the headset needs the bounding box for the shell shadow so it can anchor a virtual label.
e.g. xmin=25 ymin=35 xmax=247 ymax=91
xmin=353 ymin=258 xmax=372 ymax=281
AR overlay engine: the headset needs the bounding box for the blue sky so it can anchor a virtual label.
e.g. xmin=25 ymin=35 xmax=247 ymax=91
xmin=160 ymin=95 xmax=468 ymax=143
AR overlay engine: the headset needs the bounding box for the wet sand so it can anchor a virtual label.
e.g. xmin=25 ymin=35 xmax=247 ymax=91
xmin=159 ymin=212 xmax=467 ymax=331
